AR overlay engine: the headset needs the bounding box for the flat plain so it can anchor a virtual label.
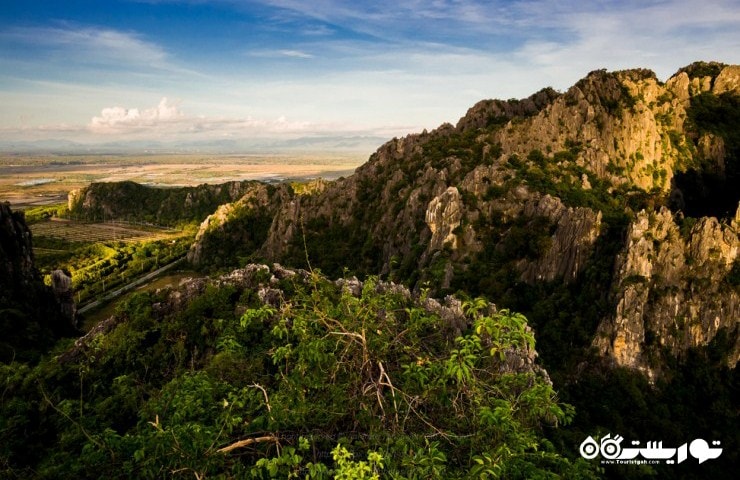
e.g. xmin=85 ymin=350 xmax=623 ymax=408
xmin=30 ymin=218 xmax=181 ymax=243
xmin=0 ymin=153 xmax=366 ymax=208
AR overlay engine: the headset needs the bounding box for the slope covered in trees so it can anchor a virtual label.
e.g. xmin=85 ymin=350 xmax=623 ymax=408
xmin=4 ymin=62 xmax=738 ymax=478
xmin=0 ymin=265 xmax=596 ymax=478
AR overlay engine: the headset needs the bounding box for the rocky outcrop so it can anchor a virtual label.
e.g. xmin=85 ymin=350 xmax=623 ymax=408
xmin=68 ymin=180 xmax=258 ymax=225
xmin=0 ymin=203 xmax=75 ymax=362
xmin=518 ymin=195 xmax=602 ymax=284
xmin=595 ymin=206 xmax=739 ymax=378
xmin=456 ymin=88 xmax=561 ymax=132
xmin=0 ymin=202 xmax=36 ymax=288
xmin=425 ymin=187 xmax=463 ymax=251
xmin=51 ymin=269 xmax=77 ymax=327
xmin=187 ymin=183 xmax=293 ymax=267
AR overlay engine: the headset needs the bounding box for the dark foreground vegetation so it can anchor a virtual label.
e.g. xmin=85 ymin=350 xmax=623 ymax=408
xmin=0 ymin=266 xmax=597 ymax=478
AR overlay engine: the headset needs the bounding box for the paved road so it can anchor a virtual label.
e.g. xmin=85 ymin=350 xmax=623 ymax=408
xmin=78 ymin=257 xmax=186 ymax=315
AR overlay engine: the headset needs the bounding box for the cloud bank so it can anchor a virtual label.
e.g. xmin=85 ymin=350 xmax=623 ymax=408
xmin=90 ymin=98 xmax=184 ymax=132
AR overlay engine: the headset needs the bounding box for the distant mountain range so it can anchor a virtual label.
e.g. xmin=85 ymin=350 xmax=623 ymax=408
xmin=0 ymin=134 xmax=388 ymax=155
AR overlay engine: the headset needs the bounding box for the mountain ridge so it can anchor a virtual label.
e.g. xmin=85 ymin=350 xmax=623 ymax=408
xmin=70 ymin=62 xmax=740 ymax=378
xmin=13 ymin=60 xmax=740 ymax=478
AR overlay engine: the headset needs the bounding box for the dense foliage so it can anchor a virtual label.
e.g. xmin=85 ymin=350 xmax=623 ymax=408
xmin=0 ymin=268 xmax=596 ymax=479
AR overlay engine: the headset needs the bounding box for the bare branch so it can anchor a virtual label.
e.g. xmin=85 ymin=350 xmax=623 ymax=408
xmin=249 ymin=383 xmax=272 ymax=412
xmin=377 ymin=361 xmax=400 ymax=425
xmin=218 ymin=435 xmax=278 ymax=454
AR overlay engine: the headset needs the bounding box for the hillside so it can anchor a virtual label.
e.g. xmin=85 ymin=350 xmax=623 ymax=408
xmin=181 ymin=62 xmax=740 ymax=378
xmin=50 ymin=61 xmax=740 ymax=478
xmin=68 ymin=180 xmax=269 ymax=226
xmin=1 ymin=264 xmax=597 ymax=478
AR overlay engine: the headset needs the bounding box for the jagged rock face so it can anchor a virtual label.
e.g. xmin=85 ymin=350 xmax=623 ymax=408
xmin=187 ymin=183 xmax=293 ymax=267
xmin=595 ymin=206 xmax=740 ymax=378
xmin=0 ymin=202 xmax=36 ymax=288
xmin=425 ymin=187 xmax=463 ymax=251
xmin=291 ymin=66 xmax=731 ymax=265
xmin=518 ymin=195 xmax=602 ymax=284
xmin=0 ymin=203 xmax=74 ymax=362
xmin=456 ymin=88 xmax=561 ymax=132
xmin=169 ymin=62 xmax=739 ymax=377
xmin=51 ymin=269 xmax=77 ymax=327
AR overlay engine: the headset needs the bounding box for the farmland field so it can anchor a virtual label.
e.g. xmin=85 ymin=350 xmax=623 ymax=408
xmin=2 ymin=153 xmax=365 ymax=317
xmin=30 ymin=218 xmax=180 ymax=243
xmin=0 ymin=153 xmax=364 ymax=208
xmin=30 ymin=217 xmax=196 ymax=307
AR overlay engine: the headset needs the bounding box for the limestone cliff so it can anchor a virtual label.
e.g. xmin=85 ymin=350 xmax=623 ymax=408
xmin=0 ymin=203 xmax=75 ymax=362
xmin=518 ymin=195 xmax=602 ymax=284
xmin=595 ymin=206 xmax=739 ymax=378
xmin=246 ymin=61 xmax=737 ymax=374
xmin=84 ymin=62 xmax=740 ymax=376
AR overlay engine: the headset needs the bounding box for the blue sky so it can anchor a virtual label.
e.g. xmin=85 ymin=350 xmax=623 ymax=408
xmin=1 ymin=0 xmax=739 ymax=152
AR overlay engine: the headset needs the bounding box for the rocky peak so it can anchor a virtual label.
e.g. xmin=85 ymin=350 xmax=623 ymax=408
xmin=456 ymin=87 xmax=561 ymax=132
xmin=175 ymin=62 xmax=739 ymax=379
xmin=425 ymin=186 xmax=463 ymax=251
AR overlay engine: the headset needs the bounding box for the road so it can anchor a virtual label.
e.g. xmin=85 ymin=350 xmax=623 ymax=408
xmin=77 ymin=257 xmax=186 ymax=315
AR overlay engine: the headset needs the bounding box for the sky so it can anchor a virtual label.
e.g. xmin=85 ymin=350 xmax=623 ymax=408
xmin=0 ymin=0 xmax=739 ymax=153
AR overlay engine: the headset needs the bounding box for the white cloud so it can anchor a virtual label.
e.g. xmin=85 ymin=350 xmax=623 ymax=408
xmin=84 ymin=97 xmax=382 ymax=140
xmin=89 ymin=97 xmax=184 ymax=132
xmin=248 ymin=49 xmax=315 ymax=59
xmin=279 ymin=49 xmax=314 ymax=58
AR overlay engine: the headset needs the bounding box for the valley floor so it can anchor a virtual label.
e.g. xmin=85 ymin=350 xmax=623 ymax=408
xmin=0 ymin=153 xmax=364 ymax=207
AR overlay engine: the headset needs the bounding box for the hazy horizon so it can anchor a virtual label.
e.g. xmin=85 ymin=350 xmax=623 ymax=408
xmin=1 ymin=0 xmax=739 ymax=154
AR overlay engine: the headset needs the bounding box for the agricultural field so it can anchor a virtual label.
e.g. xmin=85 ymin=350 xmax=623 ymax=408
xmin=0 ymin=153 xmax=363 ymax=208
xmin=1 ymin=153 xmax=364 ymax=320
xmin=29 ymin=213 xmax=196 ymax=307
xmin=31 ymin=218 xmax=180 ymax=243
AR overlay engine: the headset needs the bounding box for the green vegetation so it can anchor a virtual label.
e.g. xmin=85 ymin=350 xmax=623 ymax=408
xmin=555 ymin=337 xmax=739 ymax=480
xmin=0 ymin=270 xmax=596 ymax=478
xmin=678 ymin=61 xmax=726 ymax=81
xmin=672 ymin=90 xmax=740 ymax=218
xmin=192 ymin=202 xmax=279 ymax=272
xmin=22 ymin=203 xmax=69 ymax=223
xmin=31 ymin=219 xmax=195 ymax=305
xmin=68 ymin=180 xmax=261 ymax=227
xmin=501 ymin=147 xmax=657 ymax=225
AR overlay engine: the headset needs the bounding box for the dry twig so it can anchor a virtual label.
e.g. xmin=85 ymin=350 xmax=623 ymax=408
xmin=218 ymin=435 xmax=278 ymax=454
